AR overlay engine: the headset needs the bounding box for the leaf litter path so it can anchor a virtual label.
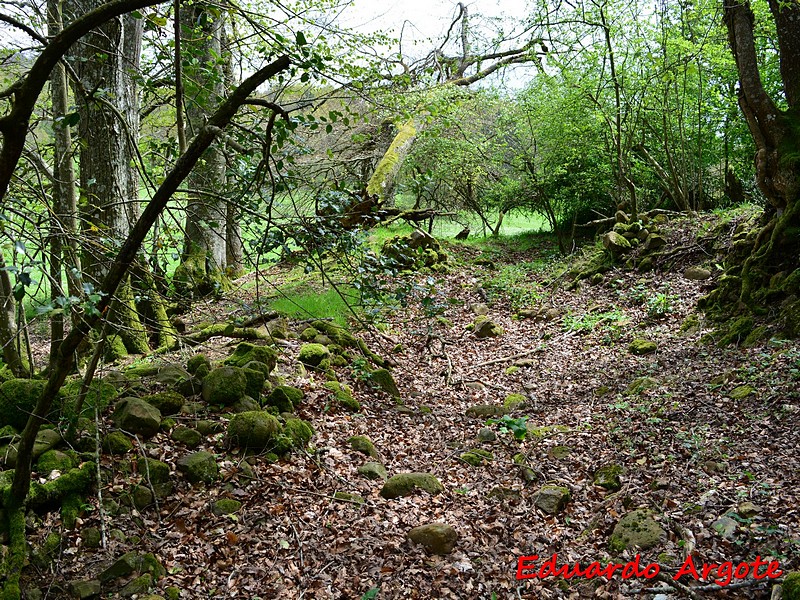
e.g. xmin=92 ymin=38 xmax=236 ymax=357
xmin=43 ymin=234 xmax=799 ymax=599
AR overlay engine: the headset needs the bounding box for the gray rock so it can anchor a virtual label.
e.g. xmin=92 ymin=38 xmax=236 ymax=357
xmin=176 ymin=451 xmax=219 ymax=484
xmin=202 ymin=366 xmax=247 ymax=406
xmin=473 ymin=316 xmax=503 ymax=339
xmin=593 ymin=464 xmax=623 ymax=491
xmin=465 ymin=404 xmax=506 ymax=418
xmin=644 ymin=234 xmax=667 ymax=251
xmin=603 ymin=231 xmax=632 ymax=253
xmin=32 ymin=428 xmax=62 ymax=459
xmin=380 ymin=473 xmax=444 ymax=499
xmin=370 ymin=369 xmax=400 ymax=398
xmin=477 ymin=427 xmax=497 ymax=442
xmin=120 ymin=574 xmax=153 ymax=598
xmin=609 ymin=510 xmax=665 ymax=552
xmin=348 ymin=435 xmax=378 ymax=458
xmin=137 ymin=457 xmax=171 ymax=483
xmin=358 ymin=461 xmax=388 ymax=480
xmin=230 ymin=395 xmax=261 ymax=413
xmin=533 ymin=485 xmax=571 ymax=514
xmin=712 ymin=515 xmax=737 ymax=539
xmin=407 ymin=523 xmax=458 ymax=555
xmin=171 ymin=426 xmax=202 ymax=448
xmin=685 ymin=266 xmax=712 ymax=280
xmin=471 ymin=303 xmax=489 ymax=316
xmin=112 ymin=398 xmax=162 ymax=439
xmin=226 ymin=411 xmax=281 ymax=450
xmin=69 ymin=580 xmax=101 ymax=599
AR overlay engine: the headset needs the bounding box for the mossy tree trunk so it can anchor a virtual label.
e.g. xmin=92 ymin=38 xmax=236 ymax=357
xmin=176 ymin=3 xmax=231 ymax=296
xmin=705 ymin=1 xmax=800 ymax=326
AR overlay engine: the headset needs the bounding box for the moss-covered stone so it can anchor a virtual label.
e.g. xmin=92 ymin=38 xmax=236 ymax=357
xmin=137 ymin=457 xmax=170 ymax=484
xmin=223 ymin=342 xmax=278 ymax=374
xmin=0 ymin=379 xmax=58 ymax=430
xmin=120 ymin=573 xmax=153 ymax=597
xmin=609 ymin=509 xmax=665 ymax=553
xmin=299 ymin=344 xmax=331 ymax=369
xmin=473 ymin=315 xmax=503 ymax=338
xmin=348 ymin=435 xmax=378 ymax=458
xmin=186 ymin=354 xmax=211 ymax=375
xmin=460 ymin=449 xmax=493 ymax=467
xmin=628 ymin=339 xmax=658 ymax=355
xmin=36 ymin=450 xmax=76 ymax=475
xmin=264 ymin=385 xmax=303 ymax=412
xmin=274 ymin=418 xmax=314 ymax=454
xmin=783 ymin=572 xmax=800 ymax=600
xmin=603 ymin=231 xmax=632 ymax=254
xmin=69 ymin=579 xmax=101 ymax=599
xmin=202 ymin=366 xmax=248 ymax=406
xmin=717 ymin=316 xmax=755 ymax=346
xmin=241 ymin=368 xmax=266 ymax=401
xmin=112 ymin=398 xmax=162 ymax=439
xmin=103 ymin=431 xmax=133 ymax=455
xmin=594 ymin=464 xmax=623 ymax=491
xmin=380 ymin=472 xmax=444 ymax=499
xmin=503 ymin=393 xmax=526 ymax=411
xmin=212 ymin=499 xmax=242 ymax=516
xmin=142 ymin=392 xmax=184 ymax=416
xmin=227 ymin=411 xmax=281 ymax=450
xmin=61 ymin=379 xmax=117 ymax=418
xmin=299 ymin=327 xmax=319 ymax=341
xmin=533 ymin=485 xmax=571 ymax=514
xmin=324 ymin=381 xmax=360 ymax=412
xmin=171 ymin=425 xmax=202 ymax=448
xmin=358 ymin=461 xmax=388 ymax=480
xmin=407 ymin=523 xmax=458 ymax=555
xmin=176 ymin=451 xmax=219 ymax=484
xmin=369 ymin=369 xmax=400 ymax=398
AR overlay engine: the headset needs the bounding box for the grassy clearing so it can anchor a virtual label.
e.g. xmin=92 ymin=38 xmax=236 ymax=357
xmin=269 ymin=286 xmax=355 ymax=327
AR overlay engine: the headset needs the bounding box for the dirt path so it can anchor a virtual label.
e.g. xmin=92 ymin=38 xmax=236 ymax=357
xmin=35 ymin=227 xmax=799 ymax=600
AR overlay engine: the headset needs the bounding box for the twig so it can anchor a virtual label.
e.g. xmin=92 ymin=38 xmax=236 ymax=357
xmin=652 ymin=571 xmax=704 ymax=600
xmin=469 ymin=348 xmax=541 ymax=370
xmin=94 ymin=407 xmax=107 ymax=550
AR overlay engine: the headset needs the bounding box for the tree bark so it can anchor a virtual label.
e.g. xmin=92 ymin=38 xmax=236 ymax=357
xmin=176 ymin=3 xmax=229 ymax=295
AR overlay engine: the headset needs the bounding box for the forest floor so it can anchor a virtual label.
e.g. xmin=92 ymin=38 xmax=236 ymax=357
xmin=23 ymin=211 xmax=800 ymax=599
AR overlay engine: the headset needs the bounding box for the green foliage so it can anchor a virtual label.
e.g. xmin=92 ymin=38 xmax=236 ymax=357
xmin=487 ymin=415 xmax=529 ymax=441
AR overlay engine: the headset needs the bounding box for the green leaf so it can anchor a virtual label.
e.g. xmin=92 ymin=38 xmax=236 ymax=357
xmin=361 ymin=589 xmax=379 ymax=600
xmin=296 ymin=31 xmax=307 ymax=47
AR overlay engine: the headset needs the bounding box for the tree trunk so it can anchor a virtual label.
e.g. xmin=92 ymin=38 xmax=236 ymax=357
xmin=176 ymin=3 xmax=230 ymax=296
xmin=48 ymin=0 xmax=81 ymax=359
xmin=702 ymin=1 xmax=800 ymax=322
xmin=366 ymin=119 xmax=418 ymax=204
xmin=71 ymin=0 xmax=151 ymax=355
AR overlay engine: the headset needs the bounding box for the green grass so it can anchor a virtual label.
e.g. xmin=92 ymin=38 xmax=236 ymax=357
xmin=269 ymin=286 xmax=355 ymax=327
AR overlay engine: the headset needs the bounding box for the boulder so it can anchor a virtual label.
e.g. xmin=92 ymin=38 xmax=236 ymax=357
xmin=533 ymin=485 xmax=571 ymax=514
xmin=602 ymin=231 xmax=632 ymax=254
xmin=380 ymin=473 xmax=444 ymax=499
xmin=142 ymin=392 xmax=185 ymax=416
xmin=298 ymin=344 xmax=331 ymax=369
xmin=348 ymin=435 xmax=378 ymax=458
xmin=477 ymin=427 xmax=497 ymax=442
xmin=112 ymin=398 xmax=162 ymax=439
xmin=628 ymin=339 xmax=658 ymax=355
xmin=264 ymin=386 xmax=303 ymax=413
xmin=684 ymin=266 xmax=712 ymax=280
xmin=176 ymin=451 xmax=219 ymax=484
xmin=36 ymin=450 xmax=75 ymax=475
xmin=226 ymin=411 xmax=281 ymax=450
xmin=643 ymin=234 xmax=667 ymax=251
xmin=0 ymin=379 xmax=56 ymax=430
xmin=202 ymin=366 xmax=247 ymax=406
xmin=460 ymin=449 xmax=493 ymax=466
xmin=594 ymin=464 xmax=623 ymax=491
xmin=324 ymin=381 xmax=360 ymax=412
xmin=230 ymin=396 xmax=261 ymax=413
xmin=609 ymin=510 xmax=665 ymax=552
xmin=241 ymin=368 xmax=266 ymax=400
xmin=370 ymin=369 xmax=400 ymax=398
xmin=473 ymin=316 xmax=503 ymax=339
xmin=471 ymin=303 xmax=489 ymax=316
xmin=274 ymin=418 xmax=314 ymax=454
xmin=407 ymin=523 xmax=458 ymax=555
xmin=69 ymin=580 xmax=101 ymax=599
xmin=171 ymin=426 xmax=202 ymax=448
xmin=137 ymin=457 xmax=171 ymax=484
xmin=224 ymin=342 xmax=278 ymax=373
xmin=358 ymin=462 xmax=388 ymax=480
xmin=186 ymin=354 xmax=211 ymax=375
xmin=32 ymin=428 xmax=62 ymax=458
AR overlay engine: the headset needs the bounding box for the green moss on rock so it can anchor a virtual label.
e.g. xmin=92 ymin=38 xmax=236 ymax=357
xmin=176 ymin=451 xmax=219 ymax=484
xmin=264 ymin=386 xmax=303 ymax=412
xmin=380 ymin=472 xmax=444 ymax=499
xmin=324 ymin=381 xmax=360 ymax=412
xmin=628 ymin=339 xmax=658 ymax=355
xmin=142 ymin=391 xmax=185 ymax=416
xmin=103 ymin=431 xmax=133 ymax=455
xmin=202 ymin=366 xmax=248 ymax=406
xmin=348 ymin=435 xmax=378 ymax=458
xmin=0 ymin=379 xmax=58 ymax=430
xmin=227 ymin=411 xmax=281 ymax=450
xmin=299 ymin=344 xmax=331 ymax=369
xmin=609 ymin=509 xmax=665 ymax=553
xmin=783 ymin=572 xmax=800 ymax=600
xmin=224 ymin=342 xmax=278 ymax=373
